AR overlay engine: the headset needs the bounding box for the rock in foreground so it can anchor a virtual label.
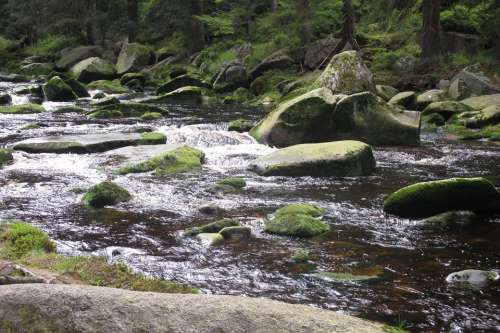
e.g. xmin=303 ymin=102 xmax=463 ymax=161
xmin=384 ymin=178 xmax=500 ymax=218
xmin=0 ymin=284 xmax=385 ymax=333
xmin=250 ymin=141 xmax=376 ymax=177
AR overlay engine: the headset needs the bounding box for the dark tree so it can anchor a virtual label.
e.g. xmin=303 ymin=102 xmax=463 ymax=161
xmin=127 ymin=0 xmax=139 ymax=42
xmin=422 ymin=0 xmax=441 ymax=59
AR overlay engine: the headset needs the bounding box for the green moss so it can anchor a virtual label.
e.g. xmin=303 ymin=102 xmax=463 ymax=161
xmin=0 ymin=104 xmax=44 ymax=114
xmin=274 ymin=204 xmax=325 ymax=219
xmin=54 ymin=106 xmax=86 ymax=114
xmin=21 ymin=123 xmax=41 ymax=130
xmin=141 ymin=86 xmax=204 ymax=105
xmin=264 ymin=213 xmax=329 ymax=238
xmin=117 ymin=146 xmax=204 ymax=176
xmin=422 ymin=101 xmax=473 ymax=119
xmin=382 ymin=324 xmax=410 ymax=333
xmin=141 ymin=112 xmax=163 ymax=120
xmin=184 ymin=219 xmax=240 ymax=237
xmin=87 ymin=109 xmax=124 ymax=119
xmin=0 ymin=148 xmax=14 ymax=167
xmin=82 ymin=181 xmax=132 ymax=208
xmin=290 ymin=250 xmax=310 ymax=263
xmin=137 ymin=132 xmax=167 ymax=145
xmin=43 ymin=76 xmax=77 ymax=102
xmin=217 ymin=177 xmax=246 ymax=189
xmin=444 ymin=124 xmax=483 ymax=140
xmin=92 ymin=103 xmax=168 ymax=118
xmin=87 ymin=80 xmax=130 ymax=94
xmin=384 ymin=177 xmax=500 ymax=218
xmin=0 ymin=221 xmax=56 ymax=259
xmin=479 ymin=125 xmax=500 ymax=141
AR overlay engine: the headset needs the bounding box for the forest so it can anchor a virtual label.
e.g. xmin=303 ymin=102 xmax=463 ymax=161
xmin=0 ymin=1 xmax=499 ymax=332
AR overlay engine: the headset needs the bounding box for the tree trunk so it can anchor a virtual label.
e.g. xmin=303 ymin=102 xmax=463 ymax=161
xmin=422 ymin=0 xmax=441 ymax=59
xmin=85 ymin=0 xmax=97 ymax=45
xmin=297 ymin=0 xmax=312 ymax=45
xmin=127 ymin=0 xmax=139 ymax=43
xmin=188 ymin=0 xmax=205 ymax=53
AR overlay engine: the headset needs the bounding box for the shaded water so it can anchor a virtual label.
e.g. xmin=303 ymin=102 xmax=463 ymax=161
xmin=1 ymin=81 xmax=500 ymax=332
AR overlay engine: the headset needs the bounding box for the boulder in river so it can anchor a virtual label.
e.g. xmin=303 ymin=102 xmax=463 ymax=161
xmin=70 ymin=57 xmax=116 ymax=84
xmin=388 ymin=91 xmax=417 ymax=110
xmin=196 ymin=233 xmax=224 ymax=246
xmin=265 ymin=204 xmax=329 ymax=238
xmin=461 ymin=94 xmax=500 ymax=110
xmin=82 ymin=181 xmax=132 ymax=208
xmin=141 ymin=86 xmax=204 ymax=105
xmin=90 ymin=96 xmax=120 ymax=107
xmin=12 ymin=132 xmax=166 ymax=154
xmin=219 ymin=226 xmax=252 ymax=241
xmin=55 ymin=45 xmax=104 ymax=70
xmin=53 ymin=106 xmax=86 ymax=114
xmin=0 ymin=93 xmax=12 ymax=105
xmin=250 ymin=141 xmax=376 ymax=177
xmin=421 ymin=211 xmax=479 ymax=231
xmin=19 ymin=62 xmax=54 ymax=76
xmin=228 ymin=119 xmax=254 ymax=132
xmin=116 ymin=43 xmax=153 ymax=75
xmin=184 ymin=219 xmax=240 ymax=237
xmin=43 ymin=76 xmax=77 ymax=102
xmin=383 ymin=177 xmax=500 ymax=218
xmin=422 ymin=100 xmax=473 ymax=120
xmin=0 ymin=104 xmax=44 ymax=114
xmin=141 ymin=112 xmax=163 ymax=120
xmin=416 ymin=89 xmax=446 ymax=110
xmin=116 ymin=146 xmax=204 ymax=176
xmin=460 ymin=105 xmax=500 ymax=128
xmin=157 ymin=74 xmax=210 ymax=95
xmin=88 ymin=103 xmax=167 ymax=119
xmin=0 ymin=148 xmax=14 ymax=167
xmin=213 ymin=60 xmax=249 ymax=93
xmin=446 ymin=269 xmax=499 ymax=288
xmin=65 ymin=78 xmax=90 ymax=98
xmin=120 ymin=72 xmax=146 ymax=86
xmin=0 ymin=284 xmax=386 ymax=333
xmin=316 ymin=50 xmax=375 ymax=95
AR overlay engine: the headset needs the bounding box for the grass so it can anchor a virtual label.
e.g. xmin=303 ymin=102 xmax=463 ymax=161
xmin=0 ymin=221 xmax=56 ymax=259
xmin=26 ymin=35 xmax=78 ymax=56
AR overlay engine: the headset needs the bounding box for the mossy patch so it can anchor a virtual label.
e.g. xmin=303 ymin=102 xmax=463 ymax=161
xmin=0 ymin=148 xmax=14 ymax=167
xmin=90 ymin=103 xmax=168 ymax=118
xmin=228 ymin=119 xmax=254 ymax=132
xmin=0 ymin=221 xmax=56 ymax=260
xmin=137 ymin=132 xmax=167 ymax=145
xmin=184 ymin=219 xmax=240 ymax=237
xmin=217 ymin=177 xmax=246 ymax=189
xmin=117 ymin=146 xmax=204 ymax=176
xmin=82 ymin=181 xmax=132 ymax=208
xmin=274 ymin=204 xmax=326 ymax=219
xmin=0 ymin=104 xmax=44 ymax=114
xmin=87 ymin=80 xmax=130 ymax=94
xmin=141 ymin=112 xmax=163 ymax=120
xmin=43 ymin=76 xmax=77 ymax=102
xmin=87 ymin=109 xmax=124 ymax=119
xmin=265 ymin=213 xmax=330 ymax=237
xmin=290 ymin=250 xmax=310 ymax=263
xmin=53 ymin=106 xmax=86 ymax=114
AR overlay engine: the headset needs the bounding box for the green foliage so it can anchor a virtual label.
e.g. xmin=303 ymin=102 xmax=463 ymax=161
xmin=0 ymin=36 xmax=10 ymax=51
xmin=0 ymin=221 xmax=56 ymax=259
xmin=441 ymin=5 xmax=482 ymax=34
xmin=196 ymin=14 xmax=235 ymax=37
xmin=27 ymin=35 xmax=78 ymax=56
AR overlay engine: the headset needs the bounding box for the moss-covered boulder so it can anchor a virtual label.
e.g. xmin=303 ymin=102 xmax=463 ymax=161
xmin=184 ymin=219 xmax=240 ymax=237
xmin=461 ymin=105 xmax=500 ymax=128
xmin=210 ymin=177 xmax=247 ymax=193
xmin=55 ymin=45 xmax=104 ymax=70
xmin=416 ymin=89 xmax=446 ymax=110
xmin=141 ymin=112 xmax=163 ymax=120
xmin=383 ymin=178 xmax=500 ymax=218
xmin=316 ymin=51 xmax=375 ymax=95
xmin=375 ymin=85 xmax=398 ymax=101
xmin=422 ymin=101 xmax=473 ymax=119
xmin=136 ymin=132 xmax=167 ymax=145
xmin=388 ymin=91 xmax=417 ymax=110
xmin=120 ymin=72 xmax=146 ymax=86
xmin=71 ymin=57 xmax=116 ymax=84
xmin=461 ymin=94 xmax=500 ymax=110
xmin=116 ymin=43 xmax=152 ymax=75
xmin=228 ymin=119 xmax=254 ymax=132
xmin=219 ymin=226 xmax=251 ymax=240
xmin=90 ymin=96 xmax=120 ymax=107
xmin=264 ymin=204 xmax=329 ymax=238
xmin=0 ymin=148 xmax=14 ymax=167
xmin=421 ymin=211 xmax=478 ymax=231
xmin=156 ymin=75 xmax=209 ymax=95
xmin=43 ymin=76 xmax=77 ymax=102
xmin=82 ymin=181 xmax=132 ymax=208
xmin=116 ymin=146 xmax=204 ymax=176
xmin=249 ymin=52 xmax=295 ymax=81
xmin=66 ymin=78 xmax=90 ymax=98
xmin=141 ymin=86 xmax=204 ymax=105
xmin=250 ymin=141 xmax=375 ymax=177
xmin=0 ymin=104 xmax=44 ymax=114
xmin=88 ymin=103 xmax=167 ymax=119
xmin=87 ymin=80 xmax=130 ymax=94
xmin=20 ymin=62 xmax=54 ymax=76
xmin=422 ymin=113 xmax=446 ymax=127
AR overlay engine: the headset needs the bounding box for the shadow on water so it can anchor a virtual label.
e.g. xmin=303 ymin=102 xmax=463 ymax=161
xmin=1 ymin=82 xmax=500 ymax=332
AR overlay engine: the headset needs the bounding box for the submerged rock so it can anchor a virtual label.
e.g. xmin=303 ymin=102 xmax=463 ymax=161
xmin=228 ymin=119 xmax=254 ymax=132
xmin=184 ymin=219 xmax=240 ymax=237
xmin=446 ymin=269 xmax=499 ymax=288
xmin=70 ymin=57 xmax=116 ymax=83
xmin=116 ymin=146 xmax=204 ymax=176
xmin=0 ymin=104 xmax=44 ymax=114
xmin=88 ymin=103 xmax=167 ymax=119
xmin=274 ymin=204 xmax=326 ymax=218
xmin=383 ymin=177 xmax=500 ymax=218
xmin=82 ymin=181 xmax=132 ymax=208
xmin=0 ymin=93 xmax=12 ymax=105
xmin=0 ymin=148 xmax=14 ymax=167
xmin=210 ymin=177 xmax=247 ymax=194
xmin=250 ymin=141 xmax=376 ymax=177
xmin=13 ymin=132 xmax=165 ymax=154
xmin=421 ymin=211 xmax=479 ymax=231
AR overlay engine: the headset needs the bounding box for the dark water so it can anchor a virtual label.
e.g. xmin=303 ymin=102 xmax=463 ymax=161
xmin=1 ymin=80 xmax=500 ymax=332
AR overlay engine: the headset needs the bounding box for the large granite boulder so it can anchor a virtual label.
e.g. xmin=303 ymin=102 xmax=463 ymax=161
xmin=0 ymin=284 xmax=385 ymax=333
xmin=249 ymin=140 xmax=376 ymax=177
xmin=20 ymin=62 xmax=54 ymax=76
xmin=388 ymin=91 xmax=417 ymax=110
xmin=43 ymin=76 xmax=77 ymax=102
xmin=449 ymin=65 xmax=500 ymax=100
xmin=56 ymin=45 xmax=104 ymax=70
xmin=70 ymin=57 xmax=116 ymax=83
xmin=459 ymin=105 xmax=500 ymax=128
xmin=116 ymin=43 xmax=153 ymax=75
xmin=461 ymin=94 xmax=500 ymax=110
xmin=316 ymin=50 xmax=375 ymax=95
xmin=422 ymin=101 xmax=473 ymax=119
xmin=383 ymin=177 xmax=500 ymax=218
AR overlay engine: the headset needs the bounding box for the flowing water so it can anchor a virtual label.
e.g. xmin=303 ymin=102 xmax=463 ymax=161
xmin=1 ymin=80 xmax=500 ymax=332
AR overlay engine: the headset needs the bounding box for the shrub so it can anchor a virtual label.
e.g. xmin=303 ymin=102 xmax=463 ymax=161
xmin=27 ymin=35 xmax=79 ymax=56
xmin=0 ymin=221 xmax=56 ymax=259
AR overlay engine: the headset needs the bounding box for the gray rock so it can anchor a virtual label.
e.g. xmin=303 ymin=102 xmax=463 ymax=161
xmin=90 ymin=96 xmax=120 ymax=107
xmin=213 ymin=60 xmax=249 ymax=93
xmin=421 ymin=211 xmax=478 ymax=231
xmin=219 ymin=226 xmax=252 ymax=240
xmin=0 ymin=284 xmax=385 ymax=333
xmin=388 ymin=91 xmax=417 ymax=110
xmin=375 ymin=85 xmax=398 ymax=101
xmin=304 ymin=37 xmax=339 ymax=70
xmin=116 ymin=43 xmax=153 ymax=75
xmin=446 ymin=269 xmax=499 ymax=288
xmin=0 ymin=93 xmax=11 ymax=105
xmin=461 ymin=94 xmax=500 ymax=110
xmin=249 ymin=141 xmax=376 ymax=177
xmin=416 ymin=89 xmax=446 ymax=110
xmin=70 ymin=57 xmax=116 ymax=84
xmin=196 ymin=233 xmax=224 ymax=246
xmin=20 ymin=62 xmax=54 ymax=76
xmin=449 ymin=65 xmax=500 ymax=100
xmin=249 ymin=51 xmax=295 ymax=81
xmin=157 ymin=74 xmax=209 ymax=95
xmin=56 ymin=45 xmax=104 ymax=70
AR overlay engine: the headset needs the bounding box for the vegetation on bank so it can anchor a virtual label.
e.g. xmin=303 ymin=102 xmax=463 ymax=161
xmin=0 ymin=220 xmax=198 ymax=294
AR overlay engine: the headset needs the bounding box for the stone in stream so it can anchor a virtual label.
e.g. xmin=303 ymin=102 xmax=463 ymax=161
xmin=228 ymin=119 xmax=254 ymax=132
xmin=446 ymin=269 xmax=499 ymax=288
xmin=461 ymin=94 xmax=500 ymax=110
xmin=274 ymin=203 xmax=326 ymax=218
xmin=120 ymin=72 xmax=146 ymax=86
xmin=375 ymin=85 xmax=398 ymax=101
xmin=422 ymin=101 xmax=473 ymax=119
xmin=313 ymin=272 xmax=381 ymax=283
xmin=87 ymin=103 xmax=168 ymax=119
xmin=0 ymin=104 xmax=45 ymax=114
xmin=55 ymin=45 xmax=104 ymax=70
xmin=87 ymin=80 xmax=130 ymax=94
xmin=12 ymin=132 xmax=166 ymax=154
xmin=43 ymin=76 xmax=77 ymax=102
xmin=0 ymin=73 xmax=28 ymax=83
xmin=115 ymin=146 xmax=204 ymax=176
xmin=416 ymin=89 xmax=446 ymax=110
xmin=388 ymin=91 xmax=417 ymax=110
xmin=156 ymin=74 xmax=210 ymax=95
xmin=184 ymin=219 xmax=240 ymax=237
xmin=141 ymin=86 xmax=204 ymax=105
xmin=66 ymin=78 xmax=90 ymax=98
xmin=116 ymin=43 xmax=153 ymax=75
xmin=0 ymin=93 xmax=12 ymax=105
xmin=90 ymin=96 xmax=120 ymax=107
xmin=421 ymin=211 xmax=479 ymax=231
xmin=70 ymin=57 xmax=116 ymax=83
xmin=383 ymin=177 xmax=500 ymax=219
xmin=219 ymin=226 xmax=251 ymax=241
xmin=82 ymin=181 xmax=132 ymax=208
xmin=250 ymin=141 xmax=376 ymax=177
xmin=141 ymin=112 xmax=163 ymax=120
xmin=53 ymin=106 xmax=86 ymax=114
xmin=0 ymin=148 xmax=14 ymax=167
xmin=264 ymin=205 xmax=329 ymax=238
xmin=19 ymin=62 xmax=54 ymax=76
xmin=210 ymin=177 xmax=247 ymax=194
xmin=198 ymin=204 xmax=226 ymax=216
xmin=196 ymin=233 xmax=224 ymax=246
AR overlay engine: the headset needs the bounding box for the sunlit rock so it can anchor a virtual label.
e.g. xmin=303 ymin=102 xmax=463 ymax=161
xmin=446 ymin=269 xmax=499 ymax=288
